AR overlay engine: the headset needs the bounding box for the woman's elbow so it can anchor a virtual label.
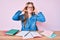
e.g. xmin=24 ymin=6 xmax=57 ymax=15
xmin=12 ymin=17 xmax=19 ymax=21
xmin=40 ymin=18 xmax=46 ymax=22
xmin=41 ymin=18 xmax=46 ymax=22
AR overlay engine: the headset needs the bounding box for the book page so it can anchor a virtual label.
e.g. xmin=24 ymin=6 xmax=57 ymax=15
xmin=30 ymin=31 xmax=42 ymax=38
xmin=16 ymin=31 xmax=29 ymax=37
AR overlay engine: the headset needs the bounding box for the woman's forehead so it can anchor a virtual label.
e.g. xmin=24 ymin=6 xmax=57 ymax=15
xmin=28 ymin=4 xmax=33 ymax=7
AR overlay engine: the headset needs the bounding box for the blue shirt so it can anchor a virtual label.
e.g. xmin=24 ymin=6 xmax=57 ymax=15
xmin=12 ymin=10 xmax=46 ymax=31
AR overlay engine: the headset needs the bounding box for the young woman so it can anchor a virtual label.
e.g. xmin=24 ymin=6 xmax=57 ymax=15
xmin=12 ymin=2 xmax=46 ymax=31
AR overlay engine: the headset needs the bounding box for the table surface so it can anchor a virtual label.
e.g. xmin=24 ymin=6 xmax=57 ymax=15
xmin=0 ymin=31 xmax=60 ymax=40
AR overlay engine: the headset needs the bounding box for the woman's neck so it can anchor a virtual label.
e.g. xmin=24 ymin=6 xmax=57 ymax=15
xmin=28 ymin=13 xmax=32 ymax=18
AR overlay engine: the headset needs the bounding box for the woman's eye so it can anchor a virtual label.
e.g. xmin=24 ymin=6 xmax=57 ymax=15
xmin=28 ymin=7 xmax=33 ymax=8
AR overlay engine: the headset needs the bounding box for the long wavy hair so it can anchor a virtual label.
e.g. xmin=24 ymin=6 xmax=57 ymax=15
xmin=22 ymin=2 xmax=35 ymax=25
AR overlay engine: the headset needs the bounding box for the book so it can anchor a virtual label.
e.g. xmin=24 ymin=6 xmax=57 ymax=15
xmin=48 ymin=34 xmax=56 ymax=38
xmin=6 ymin=29 xmax=19 ymax=35
xmin=16 ymin=31 xmax=42 ymax=39
xmin=40 ymin=30 xmax=56 ymax=38
xmin=24 ymin=31 xmax=42 ymax=39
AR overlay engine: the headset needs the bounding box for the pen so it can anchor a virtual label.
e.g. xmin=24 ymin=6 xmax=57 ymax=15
xmin=24 ymin=31 xmax=30 ymax=37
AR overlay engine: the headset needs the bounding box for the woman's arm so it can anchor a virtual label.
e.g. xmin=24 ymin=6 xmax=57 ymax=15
xmin=36 ymin=12 xmax=46 ymax=22
xmin=12 ymin=10 xmax=24 ymax=21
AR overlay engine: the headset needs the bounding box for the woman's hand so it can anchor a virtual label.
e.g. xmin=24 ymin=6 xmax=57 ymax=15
xmin=33 ymin=9 xmax=38 ymax=15
xmin=20 ymin=10 xmax=25 ymax=15
xmin=23 ymin=10 xmax=27 ymax=12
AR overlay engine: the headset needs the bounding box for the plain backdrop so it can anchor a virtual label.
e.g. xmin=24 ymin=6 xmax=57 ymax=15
xmin=0 ymin=0 xmax=60 ymax=31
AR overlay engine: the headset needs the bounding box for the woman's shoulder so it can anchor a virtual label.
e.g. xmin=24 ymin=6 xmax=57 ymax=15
xmin=37 ymin=11 xmax=43 ymax=15
xmin=34 ymin=11 xmax=43 ymax=16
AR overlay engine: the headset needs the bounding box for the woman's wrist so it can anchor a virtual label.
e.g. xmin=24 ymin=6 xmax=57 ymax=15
xmin=20 ymin=11 xmax=24 ymax=15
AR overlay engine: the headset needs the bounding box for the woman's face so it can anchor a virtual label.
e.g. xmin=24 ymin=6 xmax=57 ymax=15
xmin=27 ymin=4 xmax=34 ymax=14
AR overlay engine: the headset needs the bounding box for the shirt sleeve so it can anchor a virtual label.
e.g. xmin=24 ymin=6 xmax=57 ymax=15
xmin=12 ymin=10 xmax=24 ymax=21
xmin=36 ymin=12 xmax=46 ymax=22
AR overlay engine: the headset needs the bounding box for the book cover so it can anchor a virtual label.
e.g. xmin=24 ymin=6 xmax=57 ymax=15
xmin=6 ymin=29 xmax=19 ymax=35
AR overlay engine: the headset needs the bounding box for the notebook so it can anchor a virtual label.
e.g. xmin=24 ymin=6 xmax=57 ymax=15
xmin=40 ymin=30 xmax=56 ymax=38
xmin=16 ymin=31 xmax=42 ymax=39
xmin=6 ymin=29 xmax=19 ymax=35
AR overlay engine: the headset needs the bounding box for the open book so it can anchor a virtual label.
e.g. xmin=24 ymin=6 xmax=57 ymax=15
xmin=16 ymin=31 xmax=42 ymax=39
xmin=40 ymin=30 xmax=56 ymax=38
